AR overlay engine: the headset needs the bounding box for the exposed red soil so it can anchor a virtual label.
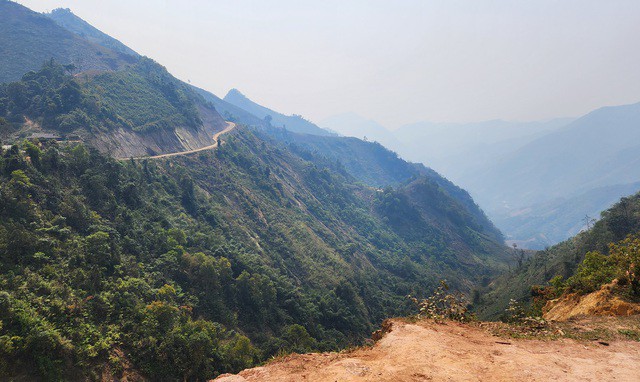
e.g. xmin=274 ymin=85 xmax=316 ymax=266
xmin=214 ymin=319 xmax=640 ymax=382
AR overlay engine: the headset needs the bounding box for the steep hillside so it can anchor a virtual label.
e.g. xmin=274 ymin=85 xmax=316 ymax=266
xmin=0 ymin=125 xmax=509 ymax=380
xmin=46 ymin=8 xmax=140 ymax=57
xmin=0 ymin=3 xmax=515 ymax=380
xmin=264 ymin=127 xmax=504 ymax=245
xmin=477 ymin=191 xmax=640 ymax=319
xmin=44 ymin=9 xmax=270 ymax=134
xmin=0 ymin=60 xmax=227 ymax=158
xmin=0 ymin=0 xmax=136 ymax=84
xmin=224 ymin=89 xmax=333 ymax=136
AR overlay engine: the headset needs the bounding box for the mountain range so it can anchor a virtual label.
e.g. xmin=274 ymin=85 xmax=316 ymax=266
xmin=0 ymin=2 xmax=512 ymax=380
xmin=323 ymin=102 xmax=640 ymax=249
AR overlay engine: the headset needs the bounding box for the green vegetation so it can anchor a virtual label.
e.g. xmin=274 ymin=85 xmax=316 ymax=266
xmin=563 ymin=235 xmax=640 ymax=297
xmin=266 ymin=126 xmax=503 ymax=245
xmin=0 ymin=122 xmax=509 ymax=380
xmin=409 ymin=281 xmax=474 ymax=323
xmin=1 ymin=6 xmax=512 ymax=378
xmin=81 ymin=57 xmax=202 ymax=132
xmin=0 ymin=60 xmax=203 ymax=137
xmin=477 ymin=193 xmax=640 ymax=319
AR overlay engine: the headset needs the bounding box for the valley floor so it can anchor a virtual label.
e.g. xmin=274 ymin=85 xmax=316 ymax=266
xmin=215 ymin=318 xmax=640 ymax=382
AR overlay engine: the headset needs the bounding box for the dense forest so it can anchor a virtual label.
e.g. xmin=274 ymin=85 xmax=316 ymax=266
xmin=0 ymin=120 xmax=510 ymax=380
xmin=0 ymin=60 xmax=204 ymax=136
xmin=0 ymin=3 xmax=517 ymax=380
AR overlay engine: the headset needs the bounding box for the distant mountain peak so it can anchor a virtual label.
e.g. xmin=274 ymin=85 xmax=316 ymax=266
xmin=224 ymin=88 xmax=334 ymax=136
xmin=225 ymin=88 xmax=246 ymax=98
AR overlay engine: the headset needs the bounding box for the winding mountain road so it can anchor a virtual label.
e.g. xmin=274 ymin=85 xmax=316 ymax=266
xmin=123 ymin=121 xmax=236 ymax=160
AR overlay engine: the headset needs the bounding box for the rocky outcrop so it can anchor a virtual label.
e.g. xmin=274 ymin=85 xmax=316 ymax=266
xmin=93 ymin=103 xmax=226 ymax=159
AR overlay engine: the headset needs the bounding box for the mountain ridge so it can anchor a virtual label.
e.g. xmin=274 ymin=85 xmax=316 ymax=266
xmin=0 ymin=0 xmax=136 ymax=84
xmin=46 ymin=7 xmax=140 ymax=57
xmin=0 ymin=3 xmax=514 ymax=380
xmin=224 ymin=88 xmax=333 ymax=136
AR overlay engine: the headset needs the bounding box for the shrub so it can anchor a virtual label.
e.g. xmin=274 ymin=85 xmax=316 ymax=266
xmin=410 ymin=281 xmax=474 ymax=323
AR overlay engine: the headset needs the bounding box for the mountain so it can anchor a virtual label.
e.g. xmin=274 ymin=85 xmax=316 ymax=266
xmin=462 ymin=102 xmax=640 ymax=247
xmin=477 ymin=190 xmax=640 ymax=319
xmin=0 ymin=59 xmax=227 ymax=158
xmin=0 ymin=123 xmax=510 ymax=380
xmin=0 ymin=2 xmax=516 ymax=380
xmin=43 ymin=8 xmax=268 ymax=130
xmin=265 ymin=127 xmax=504 ymax=244
xmin=320 ymin=112 xmax=405 ymax=153
xmin=495 ymin=181 xmax=640 ymax=249
xmin=223 ymin=88 xmax=333 ymax=136
xmin=0 ymin=0 xmax=136 ymax=84
xmin=392 ymin=118 xmax=572 ymax=182
xmin=46 ymin=8 xmax=140 ymax=57
xmin=469 ymin=102 xmax=640 ymax=211
xmin=0 ymin=2 xmax=229 ymax=158
xmin=191 ymin=85 xmax=266 ymax=127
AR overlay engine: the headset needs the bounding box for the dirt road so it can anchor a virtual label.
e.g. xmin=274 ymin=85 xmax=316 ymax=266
xmin=124 ymin=121 xmax=235 ymax=160
xmin=214 ymin=319 xmax=640 ymax=382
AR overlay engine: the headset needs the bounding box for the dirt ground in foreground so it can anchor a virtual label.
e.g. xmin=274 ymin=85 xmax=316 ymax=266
xmin=214 ymin=318 xmax=640 ymax=382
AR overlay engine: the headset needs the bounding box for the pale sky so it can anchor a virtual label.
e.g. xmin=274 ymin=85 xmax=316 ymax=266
xmin=14 ymin=0 xmax=640 ymax=128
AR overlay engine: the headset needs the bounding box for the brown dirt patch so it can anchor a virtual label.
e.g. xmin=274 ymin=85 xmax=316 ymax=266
xmin=214 ymin=319 xmax=640 ymax=382
xmin=544 ymin=281 xmax=640 ymax=321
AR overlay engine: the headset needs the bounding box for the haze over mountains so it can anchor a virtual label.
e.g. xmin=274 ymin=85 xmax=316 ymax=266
xmin=2 ymin=1 xmax=640 ymax=380
xmin=5 ymin=0 xmax=638 ymax=251
xmin=223 ymin=88 xmax=333 ymax=136
xmin=46 ymin=7 xmax=139 ymax=57
xmin=0 ymin=2 xmax=512 ymax=379
xmin=323 ymin=103 xmax=640 ymax=249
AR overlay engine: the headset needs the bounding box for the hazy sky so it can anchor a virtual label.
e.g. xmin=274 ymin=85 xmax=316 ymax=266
xmin=14 ymin=0 xmax=640 ymax=128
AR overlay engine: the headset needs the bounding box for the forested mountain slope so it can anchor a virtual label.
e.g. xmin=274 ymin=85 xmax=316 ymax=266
xmin=0 ymin=3 xmax=230 ymax=158
xmin=42 ymin=7 xmax=270 ymax=134
xmin=0 ymin=60 xmax=227 ymax=158
xmin=265 ymin=127 xmax=504 ymax=245
xmin=477 ymin=191 xmax=640 ymax=319
xmin=0 ymin=0 xmax=136 ymax=84
xmin=0 ymin=3 xmax=516 ymax=380
xmin=0 ymin=124 xmax=509 ymax=380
